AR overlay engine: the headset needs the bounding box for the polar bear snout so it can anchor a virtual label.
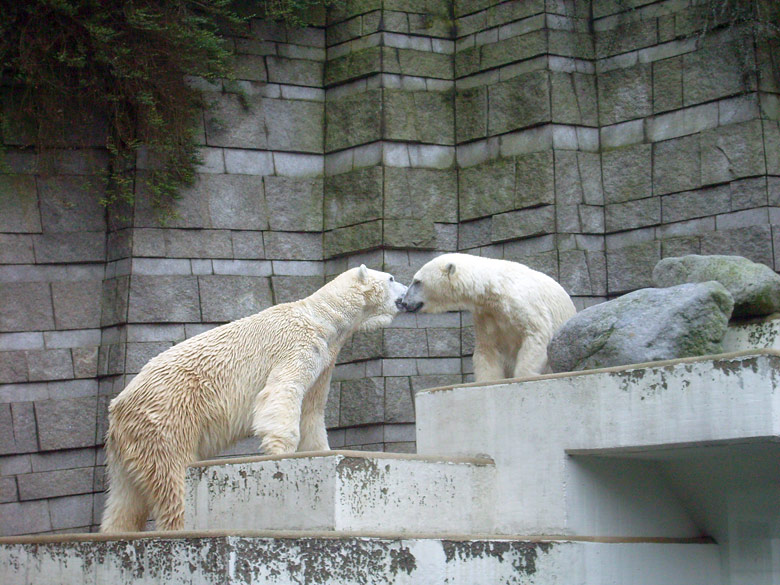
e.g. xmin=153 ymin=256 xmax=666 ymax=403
xmin=399 ymin=282 xmax=423 ymax=313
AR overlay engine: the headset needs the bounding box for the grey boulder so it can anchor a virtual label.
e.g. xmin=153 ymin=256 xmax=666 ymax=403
xmin=548 ymin=282 xmax=734 ymax=373
xmin=653 ymin=254 xmax=780 ymax=318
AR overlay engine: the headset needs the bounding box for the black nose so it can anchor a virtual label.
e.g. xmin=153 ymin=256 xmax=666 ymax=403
xmin=396 ymin=299 xmax=406 ymax=309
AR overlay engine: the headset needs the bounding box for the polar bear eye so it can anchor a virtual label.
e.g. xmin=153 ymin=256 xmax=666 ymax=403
xmin=389 ymin=276 xmax=394 ymax=282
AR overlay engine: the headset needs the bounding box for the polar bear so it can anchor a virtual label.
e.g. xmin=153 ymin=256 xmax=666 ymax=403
xmin=101 ymin=265 xmax=407 ymax=533
xmin=400 ymin=253 xmax=575 ymax=382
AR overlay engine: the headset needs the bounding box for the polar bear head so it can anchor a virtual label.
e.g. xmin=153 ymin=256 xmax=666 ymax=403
xmin=337 ymin=264 xmax=408 ymax=331
xmin=400 ymin=253 xmax=482 ymax=314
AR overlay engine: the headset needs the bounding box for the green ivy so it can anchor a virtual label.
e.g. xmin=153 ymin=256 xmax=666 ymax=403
xmin=0 ymin=0 xmax=333 ymax=219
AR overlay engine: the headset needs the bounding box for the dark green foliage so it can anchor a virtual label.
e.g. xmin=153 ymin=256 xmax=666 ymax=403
xmin=0 ymin=0 xmax=333 ymax=219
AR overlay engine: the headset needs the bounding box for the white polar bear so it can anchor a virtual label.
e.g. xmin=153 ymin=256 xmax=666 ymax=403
xmin=401 ymin=253 xmax=575 ymax=382
xmin=101 ymin=265 xmax=407 ymax=533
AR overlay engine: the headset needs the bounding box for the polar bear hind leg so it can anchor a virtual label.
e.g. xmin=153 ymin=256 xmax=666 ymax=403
xmin=100 ymin=462 xmax=150 ymax=533
xmin=297 ymin=366 xmax=333 ymax=452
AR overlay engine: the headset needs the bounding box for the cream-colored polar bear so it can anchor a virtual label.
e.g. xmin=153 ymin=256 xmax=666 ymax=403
xmin=401 ymin=253 xmax=575 ymax=382
xmin=101 ymin=265 xmax=407 ymax=533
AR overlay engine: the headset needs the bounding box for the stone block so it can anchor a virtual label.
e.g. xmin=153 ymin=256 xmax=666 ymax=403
xmin=661 ymin=185 xmax=730 ymax=224
xmin=323 ymin=221 xmax=383 ymax=258
xmin=456 ymin=86 xmax=487 ymax=142
xmin=606 ymin=197 xmax=661 ymax=232
xmin=0 ymin=352 xmax=27 ymax=384
xmin=198 ymin=275 xmax=273 ymax=322
xmin=125 ymin=342 xmax=171 ymax=373
xmin=653 ymin=56 xmax=683 ymax=113
xmin=764 ymin=121 xmax=780 ymax=175
xmin=33 ymin=232 xmax=105 ymax=263
xmin=653 ymin=134 xmax=701 ymax=196
xmin=550 ymin=72 xmax=598 ymax=126
xmin=549 ymin=30 xmax=594 ymax=60
xmin=165 ymin=229 xmax=235 ymax=259
xmin=324 ymin=46 xmax=382 ymax=86
xmin=339 ymin=377 xmax=384 ymax=426
xmin=383 ymin=219 xmax=437 ymax=249
xmin=385 ymin=48 xmax=452 ymax=80
xmin=458 ymin=217 xmax=492 ymax=250
xmin=266 ymin=56 xmax=323 ymax=86
xmin=325 ymin=89 xmax=382 ymax=151
xmin=383 ymin=328 xmax=428 ymax=358
xmin=492 ymin=206 xmax=555 ymax=242
xmin=37 ymin=176 xmax=105 ymax=232
xmin=598 ymin=63 xmax=652 ymax=125
xmin=264 ymin=232 xmax=322 ymax=260
xmin=0 ymin=477 xmax=16 ymax=503
xmin=269 ymin=98 xmax=325 ymax=152
xmin=35 ymin=396 xmax=98 ymax=451
xmin=683 ymin=41 xmax=749 ymax=106
xmin=271 ymin=276 xmax=324 ymax=304
xmin=455 ymin=46 xmax=480 ymax=77
xmin=72 ymin=347 xmax=99 ymax=379
xmin=231 ymin=231 xmax=266 ymax=260
xmin=26 ymin=349 xmax=73 ymax=382
xmin=383 ymin=89 xmax=454 ymax=145
xmin=264 ymin=176 xmax=323 ymax=232
xmin=204 ymin=93 xmax=268 ymax=149
xmin=606 ymin=240 xmax=661 ymax=294
xmin=100 ymin=276 xmax=130 ymax=328
xmin=602 ymin=143 xmax=652 ymax=204
xmin=0 ymin=234 xmax=34 ymax=263
xmin=701 ymin=120 xmax=766 ymax=185
xmin=0 ymin=176 xmax=41 ymax=233
xmin=0 ymin=282 xmax=54 ymax=332
xmin=128 ymin=275 xmax=201 ymax=323
xmin=0 ymin=405 xmax=15 ymax=454
xmin=17 ymin=467 xmax=94 ymax=501
xmin=516 ymin=151 xmax=556 ymax=208
xmin=48 ymin=493 xmax=94 ymax=531
xmin=0 ymin=499 xmax=51 ymax=536
xmin=731 ymin=177 xmax=768 ymax=210
xmin=9 ymin=403 xmax=37 ymax=454
xmin=559 ymin=249 xmax=607 ymax=296
xmin=488 ymin=71 xmax=550 ymax=135
xmin=459 ymin=158 xmax=515 ymax=220
xmin=324 ymin=167 xmax=383 ymax=229
xmin=383 ymin=167 xmax=457 ymax=222
xmin=384 ymin=377 xmax=414 ymax=424
xmin=51 ymin=280 xmax=103 ymax=330
xmin=701 ymin=224 xmax=773 ymax=268
xmin=224 ymin=149 xmax=273 ymax=175
xmin=427 ymin=328 xmax=461 ymax=357
xmin=481 ymin=30 xmax=547 ymax=71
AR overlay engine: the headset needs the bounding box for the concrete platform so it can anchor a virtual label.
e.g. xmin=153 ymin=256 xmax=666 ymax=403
xmin=0 ymin=531 xmax=719 ymax=585
xmin=185 ymin=451 xmax=496 ymax=534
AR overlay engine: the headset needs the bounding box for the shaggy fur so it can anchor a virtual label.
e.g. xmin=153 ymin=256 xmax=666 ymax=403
xmin=101 ymin=266 xmax=406 ymax=533
xmin=401 ymin=253 xmax=576 ymax=382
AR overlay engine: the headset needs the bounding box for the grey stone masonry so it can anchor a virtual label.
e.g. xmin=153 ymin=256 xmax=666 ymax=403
xmin=2 ymin=0 xmax=779 ymax=535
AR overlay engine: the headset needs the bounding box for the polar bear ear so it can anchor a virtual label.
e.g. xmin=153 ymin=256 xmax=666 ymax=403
xmin=445 ymin=263 xmax=456 ymax=277
xmin=357 ymin=264 xmax=368 ymax=282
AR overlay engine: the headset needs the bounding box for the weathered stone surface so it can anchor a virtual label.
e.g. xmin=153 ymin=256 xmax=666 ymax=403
xmin=384 ymin=328 xmax=427 ymax=358
xmin=266 ymin=56 xmax=323 ymax=86
xmin=25 ymin=349 xmax=73 ymax=382
xmin=602 ymin=143 xmax=652 ymax=204
xmin=384 ymin=167 xmax=457 ymax=223
xmin=683 ymin=41 xmax=748 ymax=106
xmin=37 ymin=176 xmax=105 ymax=232
xmin=323 ymin=221 xmax=382 ymax=258
xmin=701 ymin=224 xmax=773 ymax=268
xmin=653 ymin=135 xmax=701 ymax=196
xmin=0 ymin=283 xmax=54 ymax=332
xmin=492 ymin=206 xmax=555 ymax=242
xmin=383 ymin=219 xmax=436 ymax=249
xmin=701 ymin=120 xmax=766 ymax=185
xmin=264 ymin=232 xmax=322 ymax=260
xmin=598 ymin=63 xmax=652 ymax=126
xmin=488 ymin=71 xmax=550 ymax=135
xmin=0 ymin=176 xmax=41 ymax=233
xmin=606 ymin=240 xmax=661 ymax=294
xmin=324 ymin=167 xmax=383 ymax=229
xmin=51 ymin=280 xmax=103 ymax=330
xmin=559 ymin=249 xmax=607 ymax=296
xmin=270 ymin=276 xmax=324 ymax=304
xmin=653 ymin=56 xmax=683 ymax=113
xmin=198 ymin=275 xmax=273 ymax=322
xmin=0 ymin=352 xmax=27 ymax=384
xmin=550 ymin=71 xmax=598 ymax=126
xmin=653 ymin=254 xmax=780 ymax=318
xmin=516 ymin=151 xmax=555 ymax=208
xmin=481 ymin=30 xmax=547 ymax=70
xmin=128 ymin=275 xmax=201 ymax=323
xmin=325 ymin=90 xmax=381 ymax=151
xmin=0 ymin=499 xmax=50 ymax=535
xmin=33 ymin=232 xmax=105 ymax=263
xmin=339 ymin=377 xmax=384 ymax=426
xmin=35 ymin=396 xmax=98 ymax=451
xmin=384 ymin=377 xmax=414 ymax=423
xmin=0 ymin=234 xmax=34 ymax=263
xmin=17 ymin=467 xmax=94 ymax=501
xmin=384 ymin=89 xmax=454 ymax=145
xmin=605 ymin=197 xmax=660 ymax=233
xmin=386 ymin=48 xmax=452 ymax=79
xmin=324 ymin=46 xmax=382 ymax=86
xmin=264 ymin=176 xmax=323 ymax=232
xmin=548 ymin=282 xmax=734 ymax=372
xmin=456 ymin=86 xmax=487 ymax=142
xmin=459 ymin=158 xmax=514 ymax=220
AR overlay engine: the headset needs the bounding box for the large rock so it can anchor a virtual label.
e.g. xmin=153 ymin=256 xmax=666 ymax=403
xmin=548 ymin=282 xmax=734 ymax=372
xmin=653 ymin=255 xmax=780 ymax=318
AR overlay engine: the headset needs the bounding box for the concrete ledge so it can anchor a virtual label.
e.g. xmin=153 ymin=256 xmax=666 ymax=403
xmin=185 ymin=452 xmax=497 ymax=534
xmin=0 ymin=533 xmax=720 ymax=585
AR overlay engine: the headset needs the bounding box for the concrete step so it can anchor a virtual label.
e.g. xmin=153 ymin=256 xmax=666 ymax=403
xmin=0 ymin=530 xmax=720 ymax=585
xmin=185 ymin=451 xmax=496 ymax=534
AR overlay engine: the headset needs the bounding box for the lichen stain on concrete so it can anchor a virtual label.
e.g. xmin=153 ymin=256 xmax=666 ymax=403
xmin=615 ymin=368 xmax=647 ymax=392
xmin=441 ymin=540 xmax=552 ymax=580
xmin=713 ymin=356 xmax=758 ymax=376
xmin=273 ymin=471 xmax=285 ymax=481
xmin=231 ymin=536 xmax=414 ymax=585
xmin=336 ymin=457 xmax=383 ymax=491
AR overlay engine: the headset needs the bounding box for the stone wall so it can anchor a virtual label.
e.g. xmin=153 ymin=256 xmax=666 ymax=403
xmin=0 ymin=0 xmax=778 ymax=535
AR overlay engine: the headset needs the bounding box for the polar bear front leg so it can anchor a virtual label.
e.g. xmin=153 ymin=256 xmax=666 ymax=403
xmin=513 ymin=333 xmax=550 ymax=377
xmin=473 ymin=343 xmax=507 ymax=383
xmin=298 ymin=365 xmax=333 ymax=452
xmin=252 ymin=375 xmax=308 ymax=456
